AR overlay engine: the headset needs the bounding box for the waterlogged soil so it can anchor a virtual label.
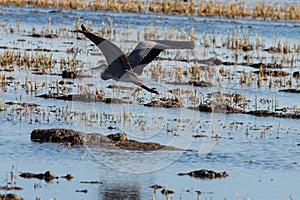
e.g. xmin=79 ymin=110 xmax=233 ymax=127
xmin=36 ymin=93 xmax=133 ymax=104
xmin=189 ymin=103 xmax=300 ymax=118
xmin=0 ymin=3 xmax=299 ymax=200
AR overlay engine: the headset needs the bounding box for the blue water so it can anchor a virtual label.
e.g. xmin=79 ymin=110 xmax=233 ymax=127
xmin=0 ymin=4 xmax=300 ymax=200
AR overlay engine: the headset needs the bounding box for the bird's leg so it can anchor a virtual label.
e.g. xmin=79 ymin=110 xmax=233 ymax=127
xmin=133 ymin=81 xmax=159 ymax=95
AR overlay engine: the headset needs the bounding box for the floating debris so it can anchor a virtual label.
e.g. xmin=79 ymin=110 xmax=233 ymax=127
xmin=178 ymin=169 xmax=229 ymax=179
xmin=80 ymin=181 xmax=105 ymax=184
xmin=161 ymin=188 xmax=174 ymax=195
xmin=26 ymin=33 xmax=58 ymax=38
xmin=19 ymin=171 xmax=57 ymax=182
xmin=150 ymin=184 xmax=164 ymax=189
xmin=61 ymin=174 xmax=74 ymax=180
xmin=75 ymin=189 xmax=88 ymax=193
xmin=192 ymin=134 xmax=208 ymax=138
xmin=0 ymin=186 xmax=23 ymax=191
xmin=279 ymin=89 xmax=300 ymax=93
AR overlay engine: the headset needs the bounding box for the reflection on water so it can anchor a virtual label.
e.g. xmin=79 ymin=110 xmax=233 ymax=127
xmin=89 ymin=148 xmax=184 ymax=173
xmin=101 ymin=183 xmax=140 ymax=200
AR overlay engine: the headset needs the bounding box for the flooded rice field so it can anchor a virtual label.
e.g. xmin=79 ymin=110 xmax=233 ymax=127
xmin=0 ymin=2 xmax=300 ymax=200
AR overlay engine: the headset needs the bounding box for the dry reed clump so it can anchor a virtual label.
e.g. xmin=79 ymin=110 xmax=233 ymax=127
xmin=0 ymin=50 xmax=60 ymax=73
xmin=149 ymin=0 xmax=195 ymax=15
xmin=0 ymin=0 xmax=299 ymax=20
xmin=197 ymin=1 xmax=250 ymax=18
xmin=252 ymin=3 xmax=300 ymax=20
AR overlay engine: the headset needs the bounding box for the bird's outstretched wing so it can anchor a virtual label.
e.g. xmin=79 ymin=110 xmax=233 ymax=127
xmin=74 ymin=25 xmax=131 ymax=72
xmin=127 ymin=40 xmax=194 ymax=75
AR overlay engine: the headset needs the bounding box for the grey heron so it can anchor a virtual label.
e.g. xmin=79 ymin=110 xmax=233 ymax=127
xmin=74 ymin=24 xmax=194 ymax=94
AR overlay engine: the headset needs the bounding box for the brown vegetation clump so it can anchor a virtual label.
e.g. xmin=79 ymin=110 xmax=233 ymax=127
xmin=144 ymin=97 xmax=183 ymax=108
xmin=0 ymin=193 xmax=23 ymax=200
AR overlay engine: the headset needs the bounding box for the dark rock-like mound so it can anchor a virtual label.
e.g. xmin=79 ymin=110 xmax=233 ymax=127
xmin=30 ymin=128 xmax=179 ymax=151
xmin=31 ymin=128 xmax=84 ymax=145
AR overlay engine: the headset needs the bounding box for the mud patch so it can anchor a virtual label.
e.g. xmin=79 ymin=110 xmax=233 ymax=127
xmin=62 ymin=70 xmax=92 ymax=79
xmin=26 ymin=33 xmax=59 ymax=38
xmin=144 ymin=97 xmax=182 ymax=108
xmin=188 ymin=80 xmax=214 ymax=87
xmin=189 ymin=104 xmax=300 ymax=118
xmin=188 ymin=103 xmax=244 ymax=113
xmin=279 ymin=89 xmax=300 ymax=93
xmin=80 ymin=181 xmax=105 ymax=184
xmin=253 ymin=69 xmax=290 ymax=77
xmin=36 ymin=93 xmax=132 ymax=104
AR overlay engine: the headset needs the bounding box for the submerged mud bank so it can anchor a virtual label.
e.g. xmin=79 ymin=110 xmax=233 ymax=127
xmin=30 ymin=128 xmax=179 ymax=151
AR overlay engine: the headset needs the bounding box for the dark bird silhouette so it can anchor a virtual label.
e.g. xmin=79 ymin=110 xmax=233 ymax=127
xmin=73 ymin=24 xmax=194 ymax=94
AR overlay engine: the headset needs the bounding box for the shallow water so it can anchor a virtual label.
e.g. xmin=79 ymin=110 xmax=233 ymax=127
xmin=0 ymin=4 xmax=300 ymax=200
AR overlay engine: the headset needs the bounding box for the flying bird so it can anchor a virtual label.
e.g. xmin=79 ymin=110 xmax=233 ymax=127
xmin=73 ymin=24 xmax=194 ymax=94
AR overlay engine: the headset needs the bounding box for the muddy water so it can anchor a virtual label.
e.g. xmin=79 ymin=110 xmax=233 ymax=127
xmin=0 ymin=4 xmax=300 ymax=200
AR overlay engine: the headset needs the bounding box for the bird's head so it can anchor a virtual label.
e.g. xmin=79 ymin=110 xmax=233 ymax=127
xmin=100 ymin=68 xmax=112 ymax=80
